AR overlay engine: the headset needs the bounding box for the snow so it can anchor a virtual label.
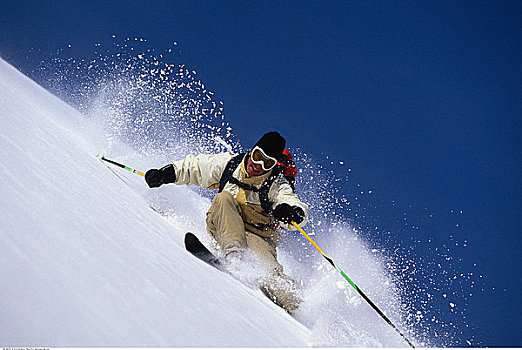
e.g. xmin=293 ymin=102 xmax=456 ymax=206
xmin=0 ymin=54 xmax=427 ymax=347
xmin=0 ymin=58 xmax=310 ymax=347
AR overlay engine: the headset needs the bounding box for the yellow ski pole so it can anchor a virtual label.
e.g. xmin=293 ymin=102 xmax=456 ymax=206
xmin=291 ymin=221 xmax=415 ymax=348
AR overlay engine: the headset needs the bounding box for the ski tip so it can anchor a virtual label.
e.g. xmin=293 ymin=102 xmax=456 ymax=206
xmin=184 ymin=232 xmax=198 ymax=249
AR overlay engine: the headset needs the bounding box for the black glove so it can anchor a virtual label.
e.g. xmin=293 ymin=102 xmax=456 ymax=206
xmin=273 ymin=203 xmax=305 ymax=225
xmin=145 ymin=164 xmax=176 ymax=188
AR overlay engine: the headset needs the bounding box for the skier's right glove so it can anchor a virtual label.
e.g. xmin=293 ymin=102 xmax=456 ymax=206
xmin=145 ymin=164 xmax=176 ymax=188
xmin=273 ymin=203 xmax=305 ymax=225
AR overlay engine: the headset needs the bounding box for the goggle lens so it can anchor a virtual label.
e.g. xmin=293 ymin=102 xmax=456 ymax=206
xmin=251 ymin=147 xmax=277 ymax=171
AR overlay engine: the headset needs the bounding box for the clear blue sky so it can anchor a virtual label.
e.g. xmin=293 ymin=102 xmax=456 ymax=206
xmin=1 ymin=0 xmax=521 ymax=346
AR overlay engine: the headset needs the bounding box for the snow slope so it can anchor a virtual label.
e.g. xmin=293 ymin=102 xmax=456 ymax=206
xmin=0 ymin=58 xmax=311 ymax=347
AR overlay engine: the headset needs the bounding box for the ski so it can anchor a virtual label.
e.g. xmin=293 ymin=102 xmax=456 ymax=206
xmin=185 ymin=232 xmax=307 ymax=318
xmin=184 ymin=232 xmax=229 ymax=274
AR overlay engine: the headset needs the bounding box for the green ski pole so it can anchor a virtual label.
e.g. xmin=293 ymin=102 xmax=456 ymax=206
xmin=96 ymin=154 xmax=145 ymax=176
xmin=292 ymin=221 xmax=415 ymax=348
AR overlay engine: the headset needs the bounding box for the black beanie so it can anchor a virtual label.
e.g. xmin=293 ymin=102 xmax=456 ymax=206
xmin=254 ymin=131 xmax=286 ymax=158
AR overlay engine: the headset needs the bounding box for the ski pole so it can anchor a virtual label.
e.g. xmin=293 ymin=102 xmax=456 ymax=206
xmin=291 ymin=221 xmax=415 ymax=348
xmin=96 ymin=154 xmax=145 ymax=176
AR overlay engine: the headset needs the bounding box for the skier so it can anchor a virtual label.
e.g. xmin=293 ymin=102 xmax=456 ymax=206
xmin=144 ymin=131 xmax=308 ymax=314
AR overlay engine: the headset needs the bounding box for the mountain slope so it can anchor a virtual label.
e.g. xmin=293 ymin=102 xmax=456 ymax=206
xmin=0 ymin=58 xmax=310 ymax=347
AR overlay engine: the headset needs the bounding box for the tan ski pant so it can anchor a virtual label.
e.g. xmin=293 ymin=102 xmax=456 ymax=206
xmin=206 ymin=191 xmax=302 ymax=314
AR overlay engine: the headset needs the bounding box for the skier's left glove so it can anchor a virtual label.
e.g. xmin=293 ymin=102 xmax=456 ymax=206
xmin=145 ymin=164 xmax=176 ymax=188
xmin=273 ymin=203 xmax=305 ymax=225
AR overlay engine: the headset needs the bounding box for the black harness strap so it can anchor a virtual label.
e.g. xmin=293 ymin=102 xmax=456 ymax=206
xmin=228 ymin=176 xmax=260 ymax=192
xmin=218 ymin=153 xmax=245 ymax=192
xmin=257 ymin=169 xmax=283 ymax=214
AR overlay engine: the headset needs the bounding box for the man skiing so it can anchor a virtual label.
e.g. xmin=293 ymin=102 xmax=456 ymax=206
xmin=144 ymin=131 xmax=308 ymax=314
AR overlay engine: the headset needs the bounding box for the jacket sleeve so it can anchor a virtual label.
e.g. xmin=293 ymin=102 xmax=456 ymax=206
xmin=172 ymin=152 xmax=234 ymax=189
xmin=269 ymin=176 xmax=309 ymax=230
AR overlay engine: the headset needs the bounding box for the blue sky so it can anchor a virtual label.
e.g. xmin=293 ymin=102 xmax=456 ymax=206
xmin=1 ymin=1 xmax=521 ymax=345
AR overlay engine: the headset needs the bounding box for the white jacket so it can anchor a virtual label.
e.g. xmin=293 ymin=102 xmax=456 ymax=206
xmin=172 ymin=152 xmax=308 ymax=230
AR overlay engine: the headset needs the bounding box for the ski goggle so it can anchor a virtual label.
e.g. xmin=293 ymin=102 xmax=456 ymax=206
xmin=250 ymin=146 xmax=277 ymax=171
